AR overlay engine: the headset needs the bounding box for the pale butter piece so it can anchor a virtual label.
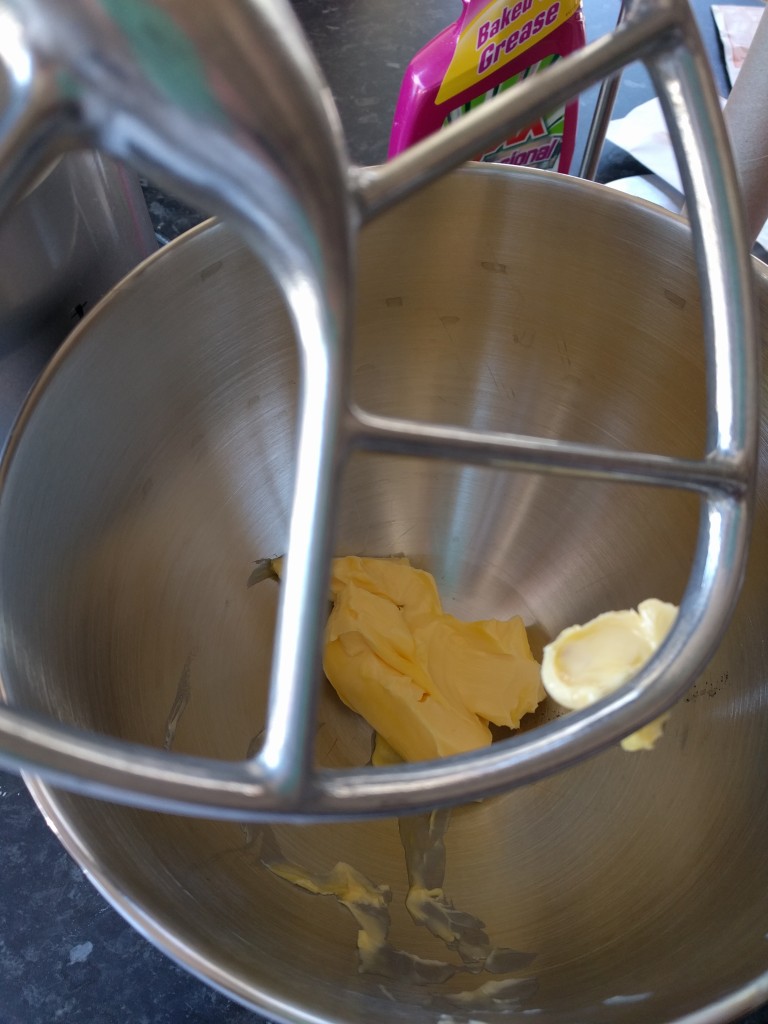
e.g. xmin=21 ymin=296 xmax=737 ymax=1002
xmin=541 ymin=598 xmax=678 ymax=751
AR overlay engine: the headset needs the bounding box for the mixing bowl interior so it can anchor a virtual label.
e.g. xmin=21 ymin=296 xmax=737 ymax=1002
xmin=1 ymin=166 xmax=767 ymax=1023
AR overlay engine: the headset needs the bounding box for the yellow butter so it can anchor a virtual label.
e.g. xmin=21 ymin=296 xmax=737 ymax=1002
xmin=541 ymin=598 xmax=678 ymax=751
xmin=323 ymin=556 xmax=543 ymax=763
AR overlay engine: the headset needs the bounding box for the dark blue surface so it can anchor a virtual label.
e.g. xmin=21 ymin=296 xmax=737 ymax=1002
xmin=0 ymin=773 xmax=262 ymax=1024
xmin=2 ymin=0 xmax=767 ymax=1021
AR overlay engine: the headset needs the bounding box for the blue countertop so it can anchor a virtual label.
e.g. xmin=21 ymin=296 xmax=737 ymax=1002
xmin=1 ymin=1 xmax=767 ymax=1022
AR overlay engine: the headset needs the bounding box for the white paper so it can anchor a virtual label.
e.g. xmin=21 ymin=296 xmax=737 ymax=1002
xmin=712 ymin=5 xmax=764 ymax=87
xmin=605 ymin=97 xmax=768 ymax=251
xmin=604 ymin=175 xmax=682 ymax=215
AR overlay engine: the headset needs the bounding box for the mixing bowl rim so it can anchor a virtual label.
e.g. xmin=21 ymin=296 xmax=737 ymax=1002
xmin=24 ymin=770 xmax=768 ymax=1024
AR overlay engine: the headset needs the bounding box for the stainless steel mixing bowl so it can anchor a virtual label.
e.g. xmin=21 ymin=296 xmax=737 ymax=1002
xmin=2 ymin=165 xmax=767 ymax=1023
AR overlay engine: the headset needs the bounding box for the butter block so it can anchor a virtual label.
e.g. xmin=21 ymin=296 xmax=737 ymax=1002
xmin=323 ymin=556 xmax=543 ymax=763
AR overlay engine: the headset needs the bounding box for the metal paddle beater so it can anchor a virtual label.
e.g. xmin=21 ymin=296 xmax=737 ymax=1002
xmin=0 ymin=0 xmax=757 ymax=819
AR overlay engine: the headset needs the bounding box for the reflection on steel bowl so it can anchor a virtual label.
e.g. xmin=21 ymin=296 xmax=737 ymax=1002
xmin=1 ymin=166 xmax=767 ymax=1024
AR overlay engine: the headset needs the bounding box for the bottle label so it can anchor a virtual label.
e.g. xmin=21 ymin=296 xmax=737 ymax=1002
xmin=443 ymin=55 xmax=566 ymax=170
xmin=436 ymin=0 xmax=581 ymax=105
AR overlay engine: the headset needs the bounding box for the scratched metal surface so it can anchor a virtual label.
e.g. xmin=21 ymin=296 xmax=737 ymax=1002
xmin=1 ymin=1 xmax=766 ymax=1022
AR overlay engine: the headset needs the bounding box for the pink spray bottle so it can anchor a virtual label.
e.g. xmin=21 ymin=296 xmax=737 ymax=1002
xmin=389 ymin=0 xmax=586 ymax=173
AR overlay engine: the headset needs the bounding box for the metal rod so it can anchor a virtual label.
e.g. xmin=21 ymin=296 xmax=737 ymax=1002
xmin=649 ymin=40 xmax=758 ymax=460
xmin=578 ymin=0 xmax=629 ymax=180
xmin=348 ymin=406 xmax=748 ymax=496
